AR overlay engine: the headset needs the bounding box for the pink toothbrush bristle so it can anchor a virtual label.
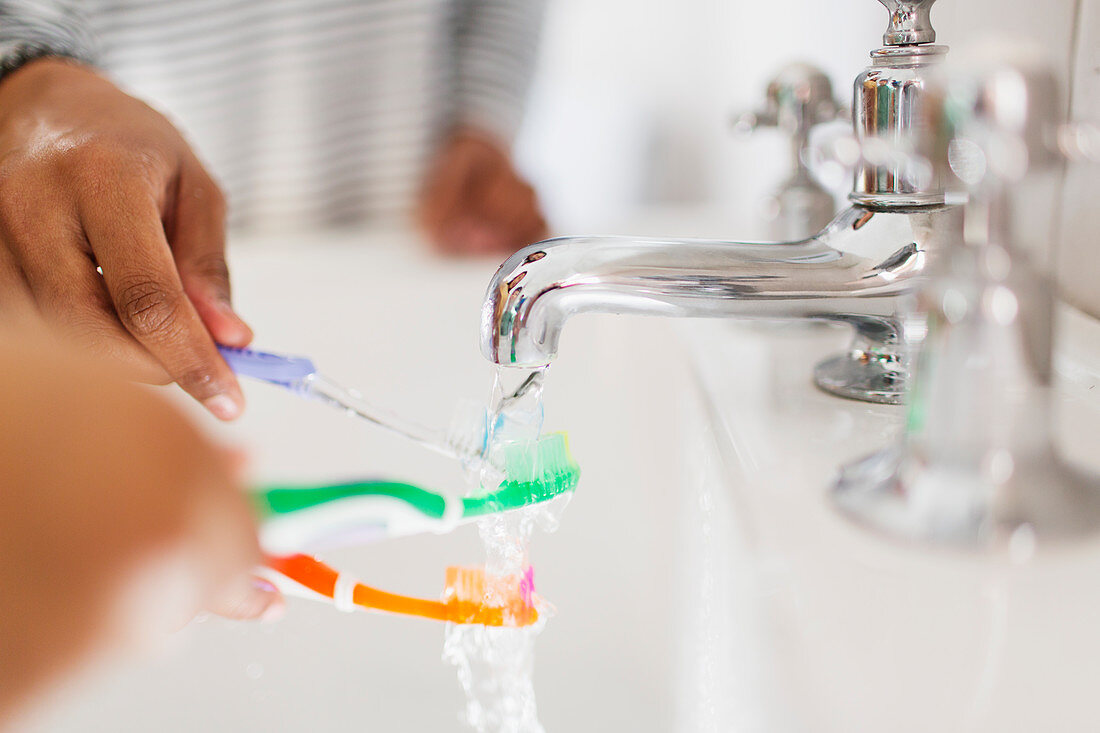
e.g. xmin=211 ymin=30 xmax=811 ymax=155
xmin=520 ymin=566 xmax=535 ymax=607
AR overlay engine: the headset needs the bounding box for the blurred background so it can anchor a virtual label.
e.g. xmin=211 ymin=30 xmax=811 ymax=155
xmin=517 ymin=0 xmax=877 ymax=235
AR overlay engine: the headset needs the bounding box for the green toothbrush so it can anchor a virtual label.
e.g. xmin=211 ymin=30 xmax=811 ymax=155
xmin=255 ymin=432 xmax=580 ymax=554
xmin=217 ymin=345 xmax=579 ymax=550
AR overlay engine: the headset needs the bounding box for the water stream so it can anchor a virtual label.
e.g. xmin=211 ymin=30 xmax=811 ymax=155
xmin=443 ymin=366 xmax=571 ymax=733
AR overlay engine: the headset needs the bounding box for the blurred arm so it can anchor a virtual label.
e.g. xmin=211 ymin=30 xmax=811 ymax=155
xmin=416 ymin=0 xmax=548 ymax=255
xmin=452 ymin=0 xmax=546 ymax=143
xmin=0 ymin=0 xmax=99 ymax=74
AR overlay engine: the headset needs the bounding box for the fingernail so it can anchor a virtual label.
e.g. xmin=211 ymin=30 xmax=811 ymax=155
xmin=251 ymin=577 xmax=278 ymax=594
xmin=218 ymin=301 xmax=254 ymax=343
xmin=204 ymin=393 xmax=242 ymax=421
xmin=251 ymin=578 xmax=284 ymax=624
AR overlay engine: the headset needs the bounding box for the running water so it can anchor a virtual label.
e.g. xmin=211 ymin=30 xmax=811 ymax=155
xmin=443 ymin=366 xmax=571 ymax=733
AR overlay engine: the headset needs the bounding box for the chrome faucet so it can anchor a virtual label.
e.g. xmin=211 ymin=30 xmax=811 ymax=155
xmin=481 ymin=0 xmax=956 ymax=405
xmin=833 ymin=46 xmax=1100 ymax=545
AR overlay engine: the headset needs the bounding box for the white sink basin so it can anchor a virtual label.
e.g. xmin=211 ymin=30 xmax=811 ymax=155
xmin=24 ymin=226 xmax=1100 ymax=732
xmin=23 ymin=230 xmax=694 ymax=733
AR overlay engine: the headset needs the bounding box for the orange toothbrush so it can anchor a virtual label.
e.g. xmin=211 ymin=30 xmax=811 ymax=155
xmin=262 ymin=554 xmax=539 ymax=628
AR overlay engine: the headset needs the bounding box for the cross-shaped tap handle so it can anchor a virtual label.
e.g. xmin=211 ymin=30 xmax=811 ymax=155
xmin=877 ymin=0 xmax=938 ymax=46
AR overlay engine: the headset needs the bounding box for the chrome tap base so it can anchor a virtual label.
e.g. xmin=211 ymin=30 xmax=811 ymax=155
xmin=833 ymin=445 xmax=1100 ymax=545
xmin=813 ymin=349 xmax=906 ymax=404
xmin=812 ymin=315 xmax=911 ymax=404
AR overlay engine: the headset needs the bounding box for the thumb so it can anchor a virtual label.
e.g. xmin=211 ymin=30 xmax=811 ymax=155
xmin=208 ymin=574 xmax=284 ymax=622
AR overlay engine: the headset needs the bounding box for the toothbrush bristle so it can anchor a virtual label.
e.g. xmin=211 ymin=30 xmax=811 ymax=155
xmin=443 ymin=566 xmax=538 ymax=627
xmin=445 ymin=400 xmax=490 ymax=461
xmin=498 ymin=432 xmax=580 ymax=501
xmin=445 ymin=565 xmax=486 ymax=602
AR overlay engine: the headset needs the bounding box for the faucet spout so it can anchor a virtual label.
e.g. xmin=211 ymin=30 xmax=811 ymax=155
xmin=481 ymin=205 xmax=956 ymax=367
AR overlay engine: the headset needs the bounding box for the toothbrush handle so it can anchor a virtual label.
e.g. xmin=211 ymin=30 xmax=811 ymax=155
xmin=219 ymin=345 xmax=458 ymax=459
xmin=218 ymin=345 xmax=316 ymax=387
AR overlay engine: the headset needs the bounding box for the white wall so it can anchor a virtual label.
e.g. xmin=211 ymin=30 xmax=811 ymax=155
xmin=516 ymin=0 xmax=878 ymax=233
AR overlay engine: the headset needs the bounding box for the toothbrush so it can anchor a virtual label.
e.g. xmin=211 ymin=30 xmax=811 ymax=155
xmin=259 ymin=554 xmax=540 ymax=627
xmin=254 ymin=432 xmax=579 ymax=554
xmin=217 ymin=345 xmax=475 ymax=461
xmin=219 ymin=343 xmax=570 ymax=485
xmin=221 ymin=344 xmax=575 ymax=617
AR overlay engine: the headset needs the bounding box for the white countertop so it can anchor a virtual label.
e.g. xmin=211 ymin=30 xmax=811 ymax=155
xmin=675 ymin=307 xmax=1100 ymax=732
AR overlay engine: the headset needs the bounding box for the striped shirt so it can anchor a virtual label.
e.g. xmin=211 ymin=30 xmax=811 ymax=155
xmin=0 ymin=0 xmax=545 ymax=231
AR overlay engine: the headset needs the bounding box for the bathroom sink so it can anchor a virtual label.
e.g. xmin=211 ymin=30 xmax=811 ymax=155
xmin=23 ymin=222 xmax=1100 ymax=732
xmin=21 ymin=228 xmax=695 ymax=733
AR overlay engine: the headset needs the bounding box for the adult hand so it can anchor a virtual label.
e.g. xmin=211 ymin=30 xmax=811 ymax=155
xmin=417 ymin=128 xmax=548 ymax=256
xmin=0 ymin=330 xmax=278 ymax=725
xmin=0 ymin=58 xmax=250 ymax=420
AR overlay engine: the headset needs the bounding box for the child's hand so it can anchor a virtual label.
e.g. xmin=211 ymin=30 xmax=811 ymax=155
xmin=0 ymin=329 xmax=276 ymax=723
xmin=417 ymin=128 xmax=548 ymax=256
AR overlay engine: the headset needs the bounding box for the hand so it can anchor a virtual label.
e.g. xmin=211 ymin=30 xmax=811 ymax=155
xmin=0 ymin=59 xmax=250 ymax=420
xmin=0 ymin=330 xmax=278 ymax=724
xmin=417 ymin=128 xmax=548 ymax=256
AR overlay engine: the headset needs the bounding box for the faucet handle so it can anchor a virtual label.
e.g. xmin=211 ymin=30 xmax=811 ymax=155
xmin=733 ymin=62 xmax=844 ymax=239
xmin=877 ymin=0 xmax=938 ymax=46
xmin=919 ymin=45 xmax=1066 ymax=190
xmin=734 ymin=62 xmax=842 ymax=136
xmin=831 ymin=42 xmax=1100 ymax=546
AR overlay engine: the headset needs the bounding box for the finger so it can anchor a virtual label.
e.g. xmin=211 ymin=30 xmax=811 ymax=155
xmin=223 ymin=446 xmax=250 ymax=482
xmin=170 ymin=159 xmax=252 ymax=348
xmin=0 ymin=243 xmax=38 ymax=317
xmin=79 ymin=177 xmax=245 ymax=420
xmin=16 ymin=232 xmax=169 ymax=383
xmin=208 ymin=574 xmax=284 ymax=621
xmin=187 ymin=442 xmax=273 ymax=621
